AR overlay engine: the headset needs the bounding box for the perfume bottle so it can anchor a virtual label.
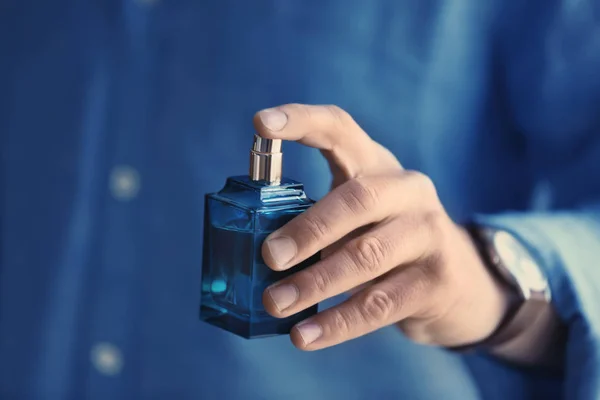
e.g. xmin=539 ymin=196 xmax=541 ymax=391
xmin=200 ymin=135 xmax=319 ymax=338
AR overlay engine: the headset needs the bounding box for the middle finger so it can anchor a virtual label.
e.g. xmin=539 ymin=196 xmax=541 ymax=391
xmin=263 ymin=214 xmax=433 ymax=318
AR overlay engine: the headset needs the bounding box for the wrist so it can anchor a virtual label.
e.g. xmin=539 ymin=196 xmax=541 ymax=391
xmin=451 ymin=224 xmax=562 ymax=367
xmin=457 ymin=226 xmax=516 ymax=344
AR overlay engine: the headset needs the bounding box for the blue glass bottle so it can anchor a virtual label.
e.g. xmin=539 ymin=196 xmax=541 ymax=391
xmin=200 ymin=135 xmax=319 ymax=338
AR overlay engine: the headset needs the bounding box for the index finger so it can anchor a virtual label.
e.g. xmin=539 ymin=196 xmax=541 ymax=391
xmin=253 ymin=104 xmax=378 ymax=179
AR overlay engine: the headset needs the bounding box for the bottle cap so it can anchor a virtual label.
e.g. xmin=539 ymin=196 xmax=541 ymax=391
xmin=249 ymin=135 xmax=282 ymax=184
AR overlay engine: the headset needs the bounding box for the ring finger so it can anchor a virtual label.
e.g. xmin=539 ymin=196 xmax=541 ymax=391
xmin=290 ymin=265 xmax=433 ymax=350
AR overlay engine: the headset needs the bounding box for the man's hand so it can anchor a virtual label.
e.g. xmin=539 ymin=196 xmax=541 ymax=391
xmin=254 ymin=104 xmax=511 ymax=351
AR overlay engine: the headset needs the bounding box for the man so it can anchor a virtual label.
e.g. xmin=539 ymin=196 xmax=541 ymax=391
xmin=1 ymin=1 xmax=599 ymax=399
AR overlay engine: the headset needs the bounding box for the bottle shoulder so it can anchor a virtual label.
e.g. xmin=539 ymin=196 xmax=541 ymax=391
xmin=207 ymin=176 xmax=315 ymax=212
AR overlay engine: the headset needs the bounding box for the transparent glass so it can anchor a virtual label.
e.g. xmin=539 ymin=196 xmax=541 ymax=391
xmin=200 ymin=176 xmax=319 ymax=338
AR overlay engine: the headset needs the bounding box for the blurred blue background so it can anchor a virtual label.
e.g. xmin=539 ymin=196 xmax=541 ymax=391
xmin=1 ymin=0 xmax=599 ymax=399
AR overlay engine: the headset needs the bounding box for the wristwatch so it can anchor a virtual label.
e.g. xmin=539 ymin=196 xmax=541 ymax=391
xmin=455 ymin=225 xmax=552 ymax=351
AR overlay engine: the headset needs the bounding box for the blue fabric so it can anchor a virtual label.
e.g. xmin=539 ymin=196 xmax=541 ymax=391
xmin=1 ymin=1 xmax=599 ymax=399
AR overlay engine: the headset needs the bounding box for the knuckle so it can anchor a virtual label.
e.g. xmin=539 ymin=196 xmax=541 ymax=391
xmin=404 ymin=170 xmax=438 ymax=198
xmin=412 ymin=265 xmax=436 ymax=295
xmin=324 ymin=104 xmax=351 ymax=127
xmin=298 ymin=104 xmax=316 ymax=121
xmin=341 ymin=177 xmax=379 ymax=214
xmin=421 ymin=248 xmax=455 ymax=293
xmin=387 ymin=173 xmax=406 ymax=194
xmin=420 ymin=250 xmax=445 ymax=282
xmin=421 ymin=211 xmax=450 ymax=258
xmin=284 ymin=103 xmax=315 ymax=124
xmin=402 ymin=265 xmax=440 ymax=314
xmin=330 ymin=308 xmax=354 ymax=336
xmin=309 ymin=268 xmax=332 ymax=295
xmin=301 ymin=214 xmax=331 ymax=243
xmin=422 ymin=211 xmax=445 ymax=241
xmin=349 ymin=235 xmax=389 ymax=273
xmin=360 ymin=289 xmax=396 ymax=325
xmin=285 ymin=103 xmax=307 ymax=114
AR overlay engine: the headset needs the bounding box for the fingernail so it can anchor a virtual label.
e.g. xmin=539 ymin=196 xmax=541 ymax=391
xmin=296 ymin=321 xmax=322 ymax=345
xmin=265 ymin=236 xmax=296 ymax=268
xmin=267 ymin=283 xmax=299 ymax=311
xmin=259 ymin=109 xmax=288 ymax=131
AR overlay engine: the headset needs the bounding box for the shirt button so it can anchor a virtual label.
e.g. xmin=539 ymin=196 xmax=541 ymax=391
xmin=91 ymin=342 xmax=124 ymax=376
xmin=110 ymin=165 xmax=141 ymax=201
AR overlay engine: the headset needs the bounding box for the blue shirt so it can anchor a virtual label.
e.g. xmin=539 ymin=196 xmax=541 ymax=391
xmin=1 ymin=1 xmax=599 ymax=399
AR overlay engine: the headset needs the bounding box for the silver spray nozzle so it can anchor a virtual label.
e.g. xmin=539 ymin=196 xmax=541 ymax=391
xmin=249 ymin=135 xmax=282 ymax=185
